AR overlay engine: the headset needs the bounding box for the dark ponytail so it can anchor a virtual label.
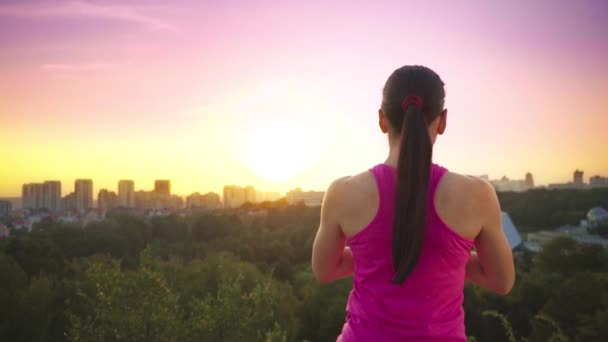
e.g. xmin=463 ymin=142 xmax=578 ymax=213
xmin=392 ymin=101 xmax=433 ymax=284
xmin=380 ymin=66 xmax=445 ymax=284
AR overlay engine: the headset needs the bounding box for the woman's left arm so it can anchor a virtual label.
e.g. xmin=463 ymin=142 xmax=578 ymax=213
xmin=312 ymin=178 xmax=354 ymax=283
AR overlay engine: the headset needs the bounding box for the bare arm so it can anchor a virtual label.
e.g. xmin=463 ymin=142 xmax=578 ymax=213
xmin=312 ymin=179 xmax=354 ymax=283
xmin=466 ymin=180 xmax=515 ymax=295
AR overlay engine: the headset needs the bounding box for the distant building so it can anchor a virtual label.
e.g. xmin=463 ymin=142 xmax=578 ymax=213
xmin=62 ymin=192 xmax=76 ymax=211
xmin=42 ymin=181 xmax=61 ymax=211
xmin=490 ymin=176 xmax=530 ymax=192
xmin=548 ymin=169 xmax=590 ymax=189
xmin=525 ymin=172 xmax=534 ymax=188
xmin=525 ymin=228 xmax=608 ymax=252
xmin=255 ymin=190 xmax=264 ymax=203
xmin=22 ymin=183 xmax=44 ymax=209
xmin=263 ymin=191 xmax=282 ymax=202
xmin=34 ymin=183 xmax=44 ymax=208
xmin=0 ymin=198 xmax=21 ymax=211
xmin=223 ymin=185 xmax=256 ymax=208
xmin=118 ymin=180 xmax=136 ymax=208
xmin=22 ymin=181 xmax=62 ymax=211
xmin=244 ymin=186 xmax=256 ymax=203
xmin=187 ymin=192 xmax=221 ymax=209
xmin=98 ymin=189 xmax=119 ymax=211
xmin=134 ymin=189 xmax=182 ymax=210
xmin=286 ymin=188 xmax=325 ymax=207
xmin=135 ymin=190 xmax=152 ymax=210
xmin=0 ymin=200 xmax=12 ymax=218
xmin=573 ymin=169 xmax=584 ymax=186
xmin=168 ymin=195 xmax=184 ymax=209
xmin=523 ymin=207 xmax=608 ymax=252
xmin=154 ymin=180 xmax=171 ymax=196
xmin=590 ymin=175 xmax=608 ymax=188
xmin=75 ymin=179 xmax=93 ymax=213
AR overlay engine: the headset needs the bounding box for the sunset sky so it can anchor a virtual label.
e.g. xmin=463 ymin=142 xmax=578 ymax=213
xmin=1 ymin=0 xmax=607 ymax=197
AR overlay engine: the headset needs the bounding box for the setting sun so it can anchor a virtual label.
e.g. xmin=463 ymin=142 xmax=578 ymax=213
xmin=232 ymin=80 xmax=334 ymax=185
xmin=243 ymin=118 xmax=321 ymax=184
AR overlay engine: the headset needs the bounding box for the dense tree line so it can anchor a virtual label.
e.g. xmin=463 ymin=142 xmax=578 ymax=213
xmin=497 ymin=188 xmax=608 ymax=231
xmin=1 ymin=189 xmax=607 ymax=341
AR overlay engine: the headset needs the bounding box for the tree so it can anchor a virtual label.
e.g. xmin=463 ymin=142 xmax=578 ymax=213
xmin=67 ymin=252 xmax=181 ymax=342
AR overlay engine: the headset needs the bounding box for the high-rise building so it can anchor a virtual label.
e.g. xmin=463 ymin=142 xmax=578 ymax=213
xmin=22 ymin=181 xmax=61 ymax=210
xmin=0 ymin=200 xmax=12 ymax=218
xmin=491 ymin=176 xmax=525 ymax=192
xmin=33 ymin=183 xmax=43 ymax=209
xmin=98 ymin=189 xmax=119 ymax=211
xmin=223 ymin=186 xmax=242 ymax=208
xmin=135 ymin=190 xmax=152 ymax=210
xmin=223 ymin=185 xmax=257 ymax=208
xmin=168 ymin=195 xmax=184 ymax=209
xmin=286 ymin=188 xmax=325 ymax=207
xmin=75 ymin=179 xmax=93 ymax=213
xmin=22 ymin=183 xmax=44 ymax=210
xmin=154 ymin=180 xmax=171 ymax=196
xmin=43 ymin=181 xmax=61 ymax=211
xmin=490 ymin=173 xmax=534 ymax=192
xmin=244 ymin=186 xmax=256 ymax=203
xmin=256 ymin=190 xmax=264 ymax=203
xmin=525 ymin=172 xmax=535 ymax=189
xmin=253 ymin=190 xmax=282 ymax=203
xmin=264 ymin=191 xmax=282 ymax=202
xmin=590 ymin=175 xmax=608 ymax=188
xmin=187 ymin=192 xmax=221 ymax=209
xmin=118 ymin=180 xmax=135 ymax=208
xmin=573 ymin=169 xmax=584 ymax=186
xmin=62 ymin=192 xmax=76 ymax=211
xmin=22 ymin=184 xmax=32 ymax=209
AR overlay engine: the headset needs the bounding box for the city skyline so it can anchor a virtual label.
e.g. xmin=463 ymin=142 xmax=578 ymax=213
xmin=1 ymin=0 xmax=607 ymax=197
xmin=5 ymin=168 xmax=608 ymax=199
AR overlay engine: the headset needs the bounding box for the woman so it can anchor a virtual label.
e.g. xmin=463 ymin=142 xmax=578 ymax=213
xmin=312 ymin=65 xmax=515 ymax=341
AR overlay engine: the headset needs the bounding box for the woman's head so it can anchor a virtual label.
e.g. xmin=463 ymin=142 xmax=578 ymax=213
xmin=380 ymin=65 xmax=447 ymax=284
xmin=380 ymin=65 xmax=447 ymax=144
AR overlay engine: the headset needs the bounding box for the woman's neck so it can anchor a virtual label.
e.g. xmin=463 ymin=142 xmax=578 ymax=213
xmin=385 ymin=144 xmax=400 ymax=168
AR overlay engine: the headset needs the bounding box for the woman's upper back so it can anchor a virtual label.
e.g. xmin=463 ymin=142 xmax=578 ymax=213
xmin=337 ymin=163 xmax=484 ymax=339
xmin=337 ymin=163 xmax=485 ymax=241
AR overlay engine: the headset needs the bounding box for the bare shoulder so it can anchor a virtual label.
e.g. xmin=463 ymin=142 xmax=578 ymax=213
xmin=325 ymin=170 xmax=376 ymax=207
xmin=441 ymin=172 xmax=495 ymax=200
xmin=324 ymin=170 xmax=378 ymax=236
xmin=435 ymin=171 xmax=498 ymax=239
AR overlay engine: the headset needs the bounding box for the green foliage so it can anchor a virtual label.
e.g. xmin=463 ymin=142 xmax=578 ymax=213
xmin=481 ymin=310 xmax=516 ymax=342
xmin=67 ymin=256 xmax=180 ymax=342
xmin=0 ymin=252 xmax=57 ymax=342
xmin=497 ymin=188 xmax=608 ymax=230
xmin=529 ymin=314 xmax=569 ymax=342
xmin=1 ymin=199 xmax=608 ymax=341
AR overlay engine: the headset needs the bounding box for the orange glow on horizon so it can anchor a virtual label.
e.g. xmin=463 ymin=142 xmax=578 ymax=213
xmin=1 ymin=1 xmax=607 ymax=198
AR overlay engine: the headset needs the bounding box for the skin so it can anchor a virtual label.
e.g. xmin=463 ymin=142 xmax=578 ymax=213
xmin=312 ymin=108 xmax=515 ymax=295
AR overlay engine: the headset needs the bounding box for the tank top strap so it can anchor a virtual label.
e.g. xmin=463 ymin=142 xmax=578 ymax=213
xmin=428 ymin=163 xmax=448 ymax=195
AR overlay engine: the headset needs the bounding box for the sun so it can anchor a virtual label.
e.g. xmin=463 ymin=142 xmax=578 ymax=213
xmin=243 ymin=119 xmax=320 ymax=184
xmin=237 ymin=80 xmax=332 ymax=184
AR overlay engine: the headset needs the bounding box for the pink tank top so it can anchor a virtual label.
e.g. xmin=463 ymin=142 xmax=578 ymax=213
xmin=338 ymin=163 xmax=475 ymax=342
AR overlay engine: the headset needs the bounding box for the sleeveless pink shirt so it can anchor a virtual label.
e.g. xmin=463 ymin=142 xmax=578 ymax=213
xmin=338 ymin=163 xmax=475 ymax=341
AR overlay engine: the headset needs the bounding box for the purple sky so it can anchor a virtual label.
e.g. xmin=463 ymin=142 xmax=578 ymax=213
xmin=1 ymin=0 xmax=607 ymax=196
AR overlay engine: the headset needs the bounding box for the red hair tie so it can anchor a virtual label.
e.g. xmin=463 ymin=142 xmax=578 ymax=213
xmin=401 ymin=96 xmax=423 ymax=111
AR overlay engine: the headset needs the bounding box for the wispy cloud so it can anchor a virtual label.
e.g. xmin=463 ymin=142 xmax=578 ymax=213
xmin=41 ymin=62 xmax=113 ymax=72
xmin=0 ymin=1 xmax=178 ymax=33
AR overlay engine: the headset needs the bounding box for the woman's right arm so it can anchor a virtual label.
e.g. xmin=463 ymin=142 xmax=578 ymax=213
xmin=465 ymin=180 xmax=515 ymax=295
